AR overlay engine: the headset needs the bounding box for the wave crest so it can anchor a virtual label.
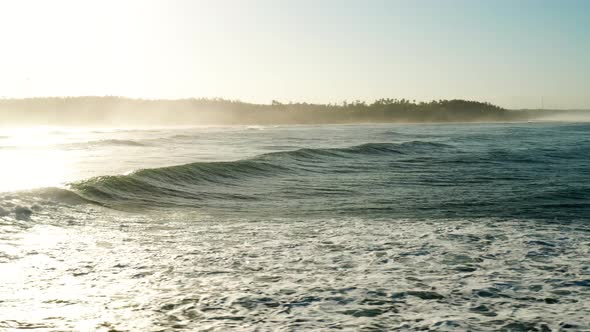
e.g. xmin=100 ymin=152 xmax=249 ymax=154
xmin=62 ymin=139 xmax=148 ymax=149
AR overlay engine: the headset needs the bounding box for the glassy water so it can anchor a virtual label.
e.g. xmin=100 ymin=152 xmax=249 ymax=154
xmin=1 ymin=123 xmax=589 ymax=331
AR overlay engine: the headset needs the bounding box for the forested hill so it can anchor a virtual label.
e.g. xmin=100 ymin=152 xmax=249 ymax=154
xmin=0 ymin=97 xmax=529 ymax=126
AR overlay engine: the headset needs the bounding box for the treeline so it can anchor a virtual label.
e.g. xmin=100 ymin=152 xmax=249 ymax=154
xmin=0 ymin=96 xmax=529 ymax=126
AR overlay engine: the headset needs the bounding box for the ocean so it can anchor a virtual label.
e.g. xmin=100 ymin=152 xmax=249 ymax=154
xmin=0 ymin=122 xmax=589 ymax=331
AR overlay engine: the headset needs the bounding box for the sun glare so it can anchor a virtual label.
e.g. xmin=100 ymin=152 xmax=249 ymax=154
xmin=0 ymin=128 xmax=75 ymax=192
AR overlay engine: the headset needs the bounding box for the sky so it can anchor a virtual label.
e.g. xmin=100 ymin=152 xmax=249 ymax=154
xmin=0 ymin=0 xmax=588 ymax=109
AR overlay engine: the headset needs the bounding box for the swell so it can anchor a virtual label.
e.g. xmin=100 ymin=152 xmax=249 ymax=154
xmin=9 ymin=137 xmax=589 ymax=221
xmin=62 ymin=139 xmax=149 ymax=148
xmin=45 ymin=141 xmax=450 ymax=208
xmin=0 ymin=139 xmax=148 ymax=150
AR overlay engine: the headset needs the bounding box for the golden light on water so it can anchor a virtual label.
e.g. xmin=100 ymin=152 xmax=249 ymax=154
xmin=0 ymin=128 xmax=76 ymax=192
xmin=0 ymin=149 xmax=74 ymax=192
xmin=0 ymin=223 xmax=154 ymax=332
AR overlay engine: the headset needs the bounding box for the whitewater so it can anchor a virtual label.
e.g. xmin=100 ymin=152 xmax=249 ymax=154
xmin=0 ymin=123 xmax=589 ymax=331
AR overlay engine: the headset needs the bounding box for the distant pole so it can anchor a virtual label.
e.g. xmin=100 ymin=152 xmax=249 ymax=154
xmin=541 ymin=96 xmax=544 ymax=110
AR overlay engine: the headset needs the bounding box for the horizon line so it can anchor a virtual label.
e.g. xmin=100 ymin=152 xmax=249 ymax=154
xmin=1 ymin=95 xmax=588 ymax=111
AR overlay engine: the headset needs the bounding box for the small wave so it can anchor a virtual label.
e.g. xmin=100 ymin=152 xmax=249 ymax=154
xmin=346 ymin=141 xmax=449 ymax=154
xmin=169 ymin=134 xmax=199 ymax=139
xmin=97 ymin=139 xmax=148 ymax=147
xmin=62 ymin=139 xmax=149 ymax=149
xmin=260 ymin=141 xmax=450 ymax=162
xmin=380 ymin=130 xmax=439 ymax=139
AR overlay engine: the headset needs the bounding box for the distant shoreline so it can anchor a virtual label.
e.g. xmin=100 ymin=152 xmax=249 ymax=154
xmin=1 ymin=97 xmax=588 ymax=126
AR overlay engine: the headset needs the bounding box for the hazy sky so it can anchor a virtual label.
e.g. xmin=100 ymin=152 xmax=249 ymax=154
xmin=0 ymin=0 xmax=588 ymax=109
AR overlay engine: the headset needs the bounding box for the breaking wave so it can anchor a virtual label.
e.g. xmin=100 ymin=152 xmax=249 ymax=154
xmin=7 ymin=137 xmax=587 ymax=221
xmin=70 ymin=141 xmax=447 ymax=207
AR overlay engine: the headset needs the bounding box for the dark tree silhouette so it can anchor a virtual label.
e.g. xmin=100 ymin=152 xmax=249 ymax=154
xmin=0 ymin=96 xmax=530 ymax=126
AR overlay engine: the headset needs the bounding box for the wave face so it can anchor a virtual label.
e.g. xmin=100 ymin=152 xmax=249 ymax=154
xmin=38 ymin=135 xmax=585 ymax=221
xmin=3 ymin=123 xmax=589 ymax=221
xmin=69 ymin=142 xmax=448 ymax=210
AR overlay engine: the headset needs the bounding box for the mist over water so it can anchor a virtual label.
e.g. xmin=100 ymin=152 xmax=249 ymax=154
xmin=534 ymin=110 xmax=590 ymax=123
xmin=1 ymin=123 xmax=589 ymax=331
xmin=5 ymin=97 xmax=586 ymax=126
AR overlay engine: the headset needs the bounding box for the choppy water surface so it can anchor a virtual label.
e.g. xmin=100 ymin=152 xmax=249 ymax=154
xmin=1 ymin=123 xmax=589 ymax=331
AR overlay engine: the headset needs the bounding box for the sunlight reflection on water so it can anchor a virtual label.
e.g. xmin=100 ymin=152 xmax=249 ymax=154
xmin=0 ymin=149 xmax=75 ymax=192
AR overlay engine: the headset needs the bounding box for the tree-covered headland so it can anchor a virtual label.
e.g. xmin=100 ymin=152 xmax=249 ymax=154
xmin=0 ymin=97 xmax=538 ymax=126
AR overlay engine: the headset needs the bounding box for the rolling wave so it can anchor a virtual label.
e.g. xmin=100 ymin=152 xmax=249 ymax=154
xmin=62 ymin=139 xmax=149 ymax=149
xmin=6 ymin=136 xmax=588 ymax=221
xmin=0 ymin=139 xmax=147 ymax=151
xmin=32 ymin=141 xmax=449 ymax=209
